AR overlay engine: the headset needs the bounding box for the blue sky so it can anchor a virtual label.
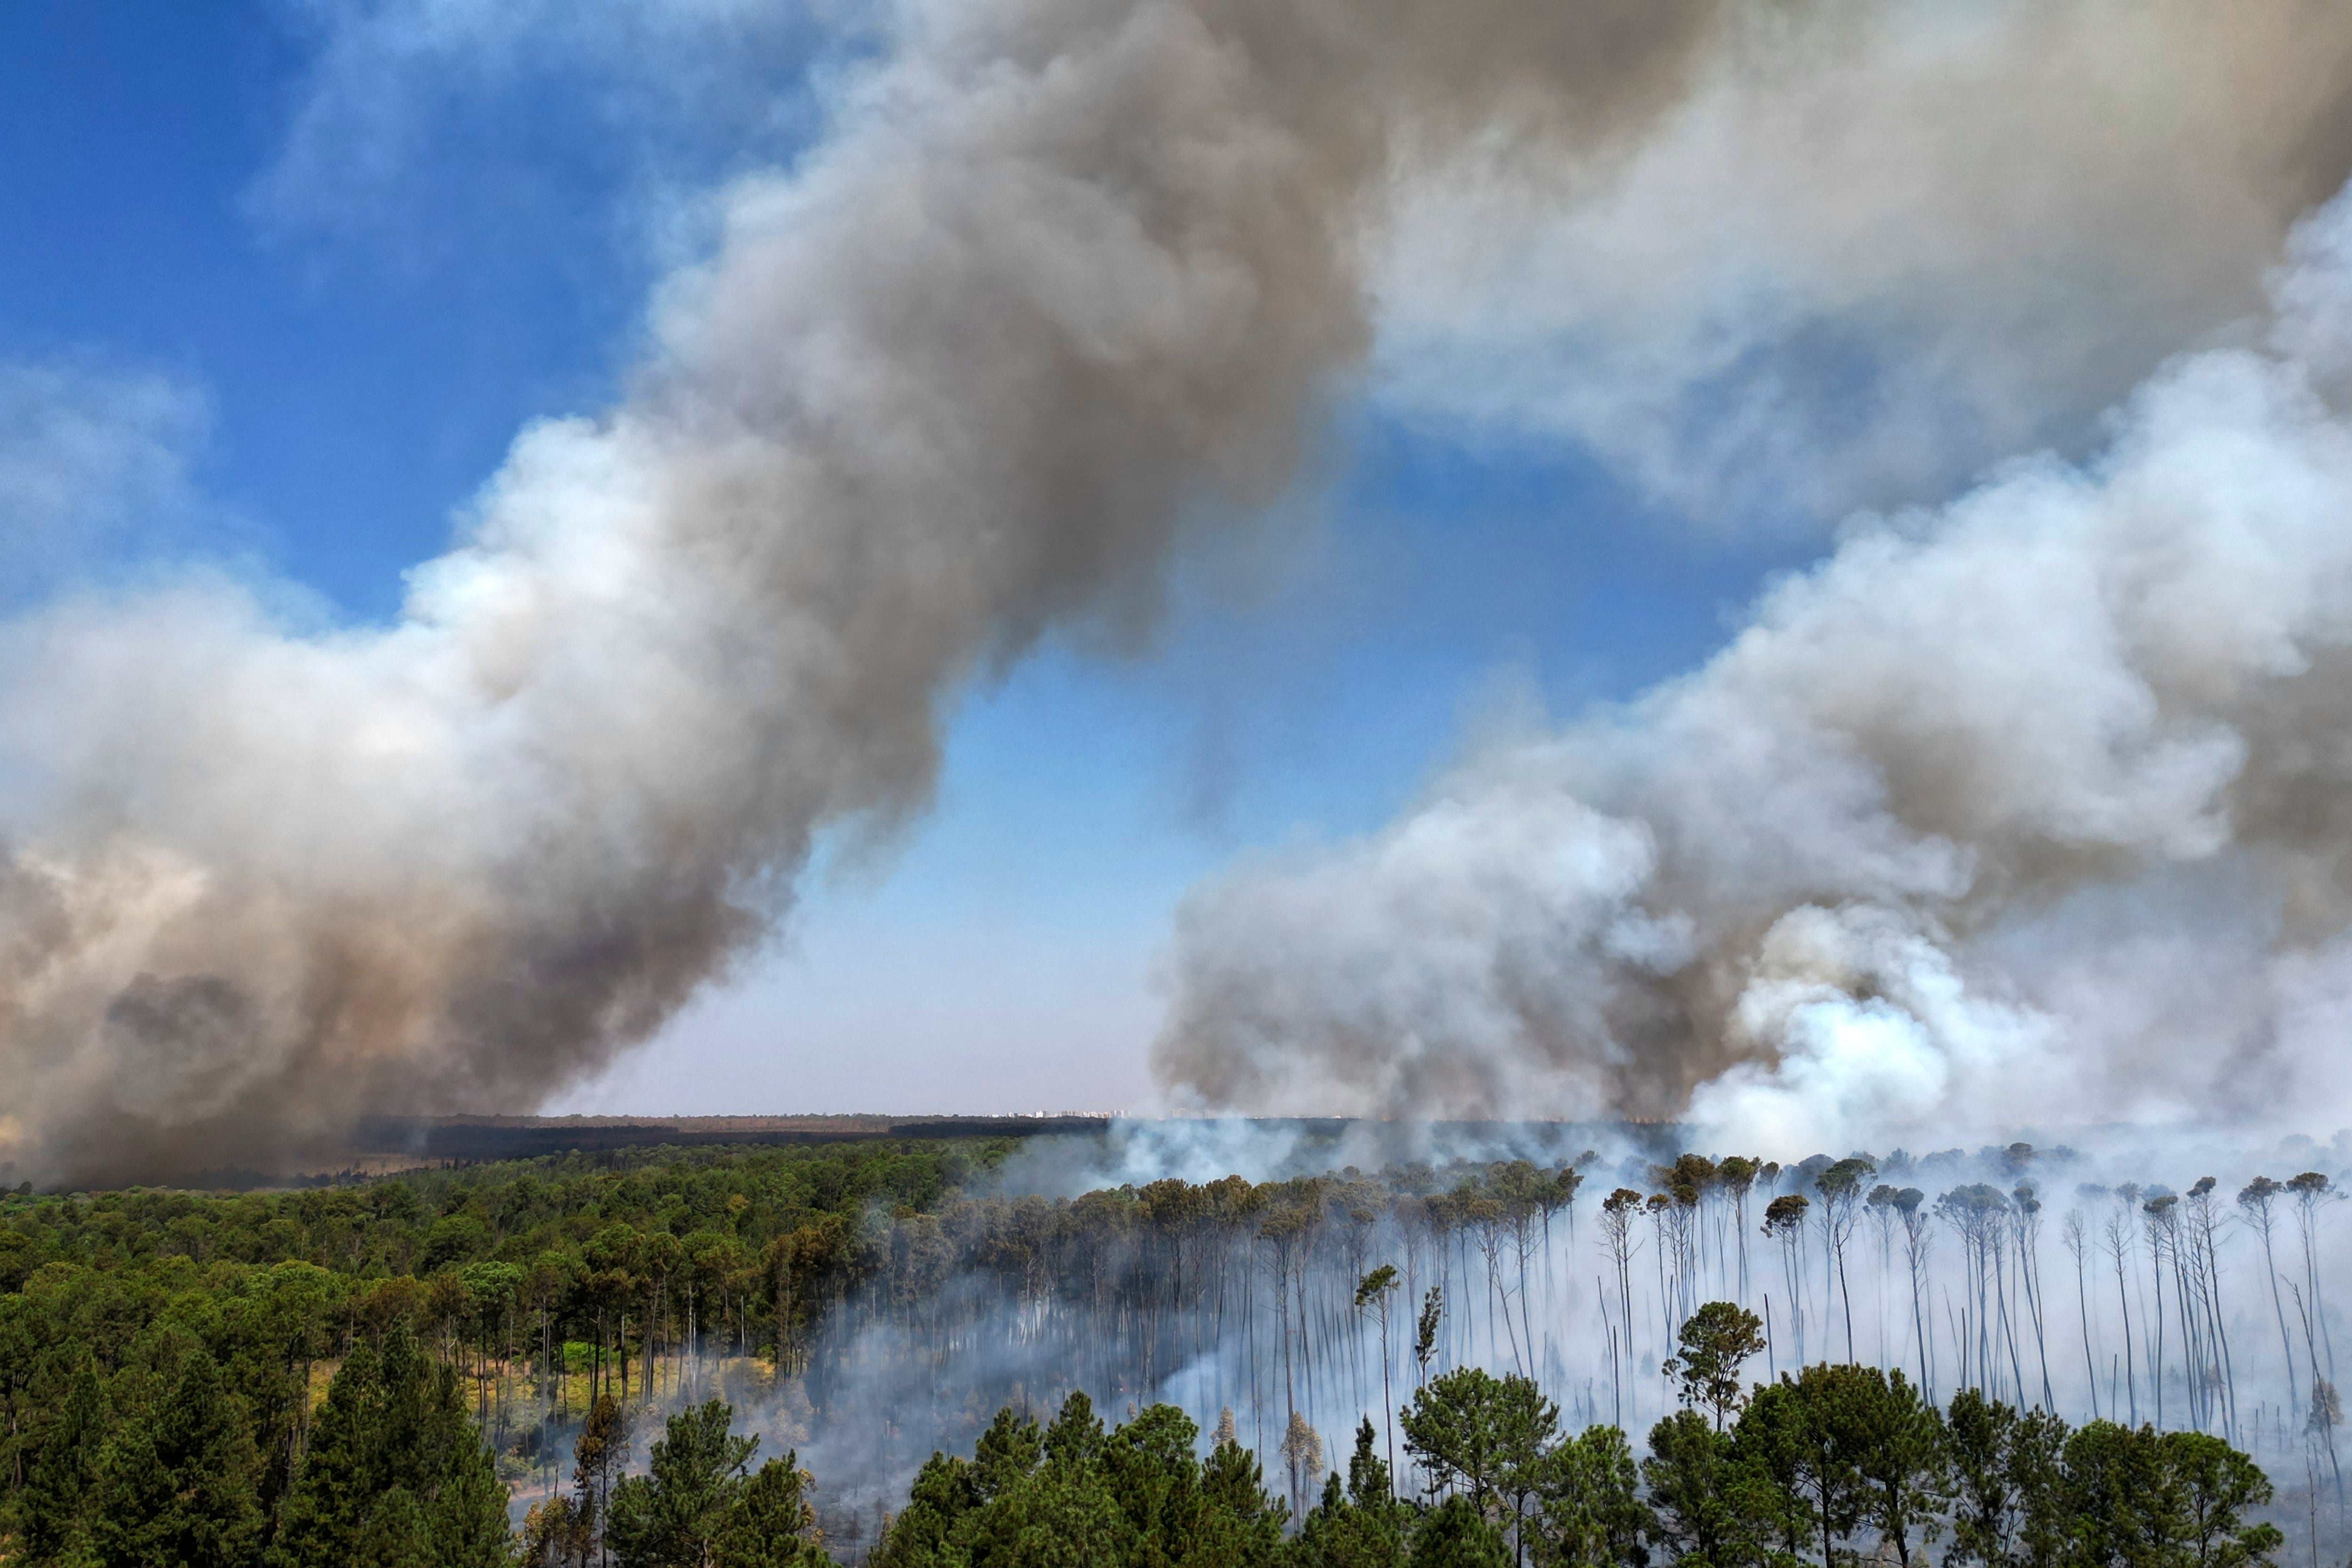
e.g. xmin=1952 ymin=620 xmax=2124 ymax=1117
xmin=0 ymin=1 xmax=1812 ymax=1114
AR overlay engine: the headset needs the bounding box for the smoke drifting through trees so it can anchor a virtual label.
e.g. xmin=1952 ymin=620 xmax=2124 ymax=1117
xmin=7 ymin=5 xmax=2352 ymax=1183
xmin=672 ymin=1138 xmax=2352 ymax=1543
xmin=9 ymin=1133 xmax=2343 ymax=1561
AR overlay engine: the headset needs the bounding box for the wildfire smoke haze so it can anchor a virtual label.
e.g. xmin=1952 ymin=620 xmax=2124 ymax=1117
xmin=10 ymin=2 xmax=2352 ymax=1182
xmin=617 ymin=1127 xmax=2352 ymax=1544
xmin=1157 ymin=202 xmax=2352 ymax=1148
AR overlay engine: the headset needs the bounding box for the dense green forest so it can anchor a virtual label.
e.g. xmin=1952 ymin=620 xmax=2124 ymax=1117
xmin=0 ymin=1140 xmax=2320 ymax=1565
xmin=0 ymin=1139 xmax=1009 ymax=1562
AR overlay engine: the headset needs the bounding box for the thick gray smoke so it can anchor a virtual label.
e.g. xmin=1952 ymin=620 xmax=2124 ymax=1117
xmin=8 ymin=0 xmax=2352 ymax=1183
xmin=1157 ymin=185 xmax=2352 ymax=1154
xmin=0 ymin=0 xmax=1746 ymax=1184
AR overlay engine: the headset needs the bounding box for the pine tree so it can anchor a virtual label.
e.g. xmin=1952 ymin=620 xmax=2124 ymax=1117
xmin=89 ymin=1350 xmax=265 ymax=1568
xmin=375 ymin=1321 xmax=435 ymax=1497
xmin=271 ymin=1338 xmax=383 ymax=1568
xmin=1196 ymin=1431 xmax=1288 ymax=1567
xmin=1409 ymin=1496 xmax=1510 ymax=1568
xmin=607 ymin=1399 xmax=758 ymax=1568
xmin=715 ymin=1456 xmax=833 ymax=1568
xmin=1818 ymin=1365 xmax=1944 ymax=1568
xmin=1642 ymin=1409 xmax=1750 ymax=1568
xmin=19 ymin=1357 xmax=105 ymax=1565
xmin=519 ymin=1497 xmax=594 ymax=1568
xmin=1282 ymin=1410 xmax=1326 ymax=1521
xmin=431 ymin=1425 xmax=521 ymax=1568
xmin=271 ymin=1322 xmax=514 ymax=1568
xmin=1291 ymin=1422 xmax=1408 ymax=1568
xmin=1535 ymin=1425 xmax=1650 ymax=1568
xmin=572 ymin=1392 xmax=631 ymax=1562
xmin=422 ymin=1358 xmax=515 ymax=1567
xmin=358 ymin=1487 xmax=436 ymax=1568
xmin=969 ymin=1409 xmax=1043 ymax=1502
xmin=1661 ymin=1301 xmax=1766 ymax=1430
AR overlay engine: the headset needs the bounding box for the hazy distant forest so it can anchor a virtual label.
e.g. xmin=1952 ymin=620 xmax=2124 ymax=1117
xmin=0 ymin=1133 xmax=2340 ymax=1566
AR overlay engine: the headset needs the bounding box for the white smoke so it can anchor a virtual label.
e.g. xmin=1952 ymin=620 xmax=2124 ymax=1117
xmin=250 ymin=0 xmax=834 ymax=249
xmin=1159 ymin=183 xmax=2352 ymax=1153
xmin=1375 ymin=0 xmax=2352 ymax=528
xmin=0 ymin=360 xmax=218 ymax=601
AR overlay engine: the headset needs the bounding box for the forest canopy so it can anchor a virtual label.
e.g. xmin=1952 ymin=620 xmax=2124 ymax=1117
xmin=0 ymin=1137 xmax=2330 ymax=1565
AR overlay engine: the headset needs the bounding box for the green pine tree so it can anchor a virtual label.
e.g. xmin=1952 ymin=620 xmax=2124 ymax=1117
xmin=358 ymin=1486 xmax=436 ymax=1568
xmin=87 ymin=1419 xmax=176 ymax=1568
xmin=19 ymin=1356 xmax=105 ymax=1565
xmin=1409 ymin=1497 xmax=1510 ymax=1568
xmin=420 ymin=1356 xmax=514 ymax=1566
xmin=871 ymin=1451 xmax=976 ymax=1568
xmin=2164 ymin=1430 xmax=2284 ymax=1568
xmin=1537 ymin=1425 xmax=1651 ymax=1568
xmin=1290 ymin=1420 xmax=1409 ymax=1568
xmin=1194 ymin=1432 xmax=1287 ymax=1568
xmin=608 ymin=1399 xmax=760 ymax=1568
xmin=429 ymin=1426 xmax=520 ymax=1568
xmin=715 ymin=1456 xmax=834 ymax=1568
xmin=1641 ymin=1409 xmax=1751 ymax=1568
xmin=373 ymin=1322 xmax=435 ymax=1497
xmin=970 ymin=1408 xmax=1044 ymax=1502
xmin=89 ymin=1350 xmax=265 ymax=1568
xmin=271 ymin=1338 xmax=384 ymax=1568
xmin=271 ymin=1321 xmax=513 ymax=1568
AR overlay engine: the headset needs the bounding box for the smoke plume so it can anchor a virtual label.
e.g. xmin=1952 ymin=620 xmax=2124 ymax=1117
xmin=0 ymin=0 xmax=1755 ymax=1184
xmin=1157 ymin=183 xmax=2352 ymax=1153
xmin=1375 ymin=0 xmax=2352 ymax=526
xmin=11 ymin=0 xmax=2352 ymax=1181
